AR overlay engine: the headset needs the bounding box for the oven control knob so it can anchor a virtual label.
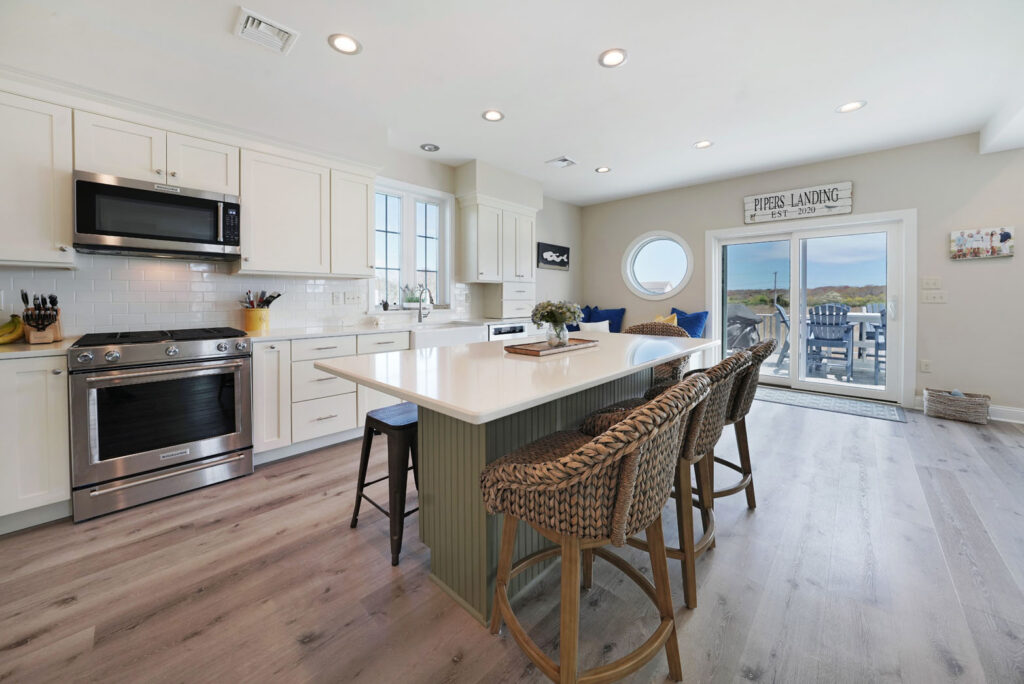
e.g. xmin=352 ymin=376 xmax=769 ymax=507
xmin=104 ymin=350 xmax=121 ymax=363
xmin=217 ymin=342 xmax=228 ymax=352
xmin=166 ymin=346 xmax=180 ymax=357
xmin=76 ymin=352 xmax=94 ymax=364
xmin=235 ymin=341 xmax=248 ymax=351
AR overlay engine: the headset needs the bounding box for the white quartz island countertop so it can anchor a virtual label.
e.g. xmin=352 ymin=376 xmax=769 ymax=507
xmin=315 ymin=332 xmax=716 ymax=425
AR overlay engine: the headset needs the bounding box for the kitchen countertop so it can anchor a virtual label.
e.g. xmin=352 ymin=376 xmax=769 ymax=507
xmin=315 ymin=331 xmax=716 ymax=425
xmin=0 ymin=339 xmax=77 ymax=360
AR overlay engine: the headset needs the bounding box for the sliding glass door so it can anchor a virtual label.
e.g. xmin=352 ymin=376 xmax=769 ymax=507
xmin=721 ymin=222 xmax=901 ymax=402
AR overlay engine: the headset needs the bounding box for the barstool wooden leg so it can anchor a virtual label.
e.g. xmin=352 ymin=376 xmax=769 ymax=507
xmin=581 ymin=550 xmax=594 ymax=590
xmin=674 ymin=463 xmax=697 ymax=608
xmin=490 ymin=515 xmax=518 ymax=634
xmin=735 ymin=418 xmax=756 ymax=509
xmin=559 ymin=535 xmax=581 ymax=684
xmin=386 ymin=432 xmax=411 ymax=566
xmin=350 ymin=424 xmax=374 ymax=528
xmin=695 ymin=456 xmax=716 ymax=550
xmin=646 ymin=515 xmax=684 ymax=682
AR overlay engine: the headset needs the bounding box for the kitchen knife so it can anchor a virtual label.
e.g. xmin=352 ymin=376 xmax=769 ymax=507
xmin=21 ymin=290 xmax=29 ymax=309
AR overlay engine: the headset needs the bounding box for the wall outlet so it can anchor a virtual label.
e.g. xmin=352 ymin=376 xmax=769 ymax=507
xmin=921 ymin=277 xmax=942 ymax=290
xmin=343 ymin=291 xmax=361 ymax=305
xmin=920 ymin=359 xmax=933 ymax=373
xmin=921 ymin=290 xmax=948 ymax=303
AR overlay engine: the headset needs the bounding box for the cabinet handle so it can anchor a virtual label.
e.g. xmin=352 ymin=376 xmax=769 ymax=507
xmin=375 ymin=340 xmax=395 ymax=345
xmin=268 ymin=345 xmax=277 ymax=350
xmin=169 ymin=171 xmax=177 ymax=177
xmin=58 ymin=245 xmax=70 ymax=252
xmin=315 ymin=414 xmax=338 ymax=421
xmin=243 ymin=257 xmax=250 ymax=262
xmin=52 ymin=368 xmax=63 ymax=375
xmin=155 ymin=169 xmax=163 ymax=175
xmin=314 ymin=345 xmax=338 ymax=350
xmin=314 ymin=376 xmax=337 ymax=382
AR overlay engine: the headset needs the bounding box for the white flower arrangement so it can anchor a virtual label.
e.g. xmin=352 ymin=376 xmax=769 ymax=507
xmin=531 ymin=300 xmax=583 ymax=327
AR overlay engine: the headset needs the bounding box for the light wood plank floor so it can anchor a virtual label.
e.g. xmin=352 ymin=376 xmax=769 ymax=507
xmin=2 ymin=403 xmax=1023 ymax=683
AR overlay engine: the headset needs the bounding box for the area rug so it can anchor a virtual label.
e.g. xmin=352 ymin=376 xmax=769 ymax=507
xmin=755 ymin=386 xmax=907 ymax=422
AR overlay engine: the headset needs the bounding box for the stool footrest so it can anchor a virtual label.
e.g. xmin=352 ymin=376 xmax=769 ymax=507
xmin=358 ymin=494 xmax=418 ymax=520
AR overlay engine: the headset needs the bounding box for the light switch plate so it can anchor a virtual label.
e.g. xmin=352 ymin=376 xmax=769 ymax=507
xmin=920 ymin=359 xmax=933 ymax=373
xmin=921 ymin=290 xmax=948 ymax=303
xmin=921 ymin=277 xmax=942 ymax=290
xmin=343 ymin=291 xmax=360 ymax=305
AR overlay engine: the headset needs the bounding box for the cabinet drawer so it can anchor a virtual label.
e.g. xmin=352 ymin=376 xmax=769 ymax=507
xmin=292 ymin=394 xmax=357 ymax=443
xmin=501 ymin=300 xmax=534 ymax=319
xmin=292 ymin=359 xmax=356 ymax=402
xmin=501 ymin=282 xmax=535 ymax=300
xmin=292 ymin=335 xmax=357 ymax=361
xmin=357 ymin=331 xmax=410 ymax=354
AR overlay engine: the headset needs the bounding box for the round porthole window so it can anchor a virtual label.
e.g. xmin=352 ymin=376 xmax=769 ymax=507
xmin=621 ymin=231 xmax=694 ymax=300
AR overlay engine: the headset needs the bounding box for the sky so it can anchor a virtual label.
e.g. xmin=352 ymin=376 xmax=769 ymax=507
xmin=725 ymin=233 xmax=887 ymax=290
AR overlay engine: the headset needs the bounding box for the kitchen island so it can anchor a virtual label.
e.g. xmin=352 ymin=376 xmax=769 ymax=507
xmin=316 ymin=331 xmax=716 ymax=623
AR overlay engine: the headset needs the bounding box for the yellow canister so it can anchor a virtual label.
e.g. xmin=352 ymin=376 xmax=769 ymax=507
xmin=243 ymin=307 xmax=270 ymax=333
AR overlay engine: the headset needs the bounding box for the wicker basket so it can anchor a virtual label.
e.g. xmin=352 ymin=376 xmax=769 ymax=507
xmin=923 ymin=388 xmax=990 ymax=425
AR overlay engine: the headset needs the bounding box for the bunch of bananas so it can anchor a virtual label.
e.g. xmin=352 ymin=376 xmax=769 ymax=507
xmin=0 ymin=315 xmax=25 ymax=344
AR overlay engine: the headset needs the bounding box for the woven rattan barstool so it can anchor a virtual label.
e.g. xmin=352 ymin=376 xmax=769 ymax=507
xmin=712 ymin=339 xmax=777 ymax=508
xmin=481 ymin=375 xmax=711 ymax=684
xmin=579 ymin=352 xmax=753 ymax=609
xmin=622 ymin=322 xmax=692 ymax=384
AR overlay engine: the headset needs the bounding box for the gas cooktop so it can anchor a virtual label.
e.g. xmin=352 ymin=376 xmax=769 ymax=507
xmin=72 ymin=327 xmax=247 ymax=347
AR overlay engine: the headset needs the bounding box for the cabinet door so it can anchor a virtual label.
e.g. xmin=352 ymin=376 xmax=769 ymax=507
xmin=0 ymin=356 xmax=70 ymax=516
xmin=516 ymin=213 xmax=536 ymax=282
xmin=166 ymin=132 xmax=239 ymax=195
xmin=252 ymin=341 xmax=292 ymax=453
xmin=330 ymin=169 xmax=374 ymax=277
xmin=73 ymin=111 xmax=166 ymax=181
xmin=477 ymin=204 xmax=502 ymax=282
xmin=0 ymin=93 xmax=73 ymax=265
xmin=240 ymin=150 xmax=330 ymax=274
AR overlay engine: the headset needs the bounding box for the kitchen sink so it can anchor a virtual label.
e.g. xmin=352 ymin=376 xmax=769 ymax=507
xmin=410 ymin=321 xmax=487 ymax=349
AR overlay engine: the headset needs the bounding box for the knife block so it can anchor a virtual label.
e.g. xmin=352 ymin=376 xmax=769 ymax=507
xmin=24 ymin=311 xmax=63 ymax=344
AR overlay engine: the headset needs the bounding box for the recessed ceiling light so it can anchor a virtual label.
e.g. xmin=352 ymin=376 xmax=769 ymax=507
xmin=598 ymin=48 xmax=628 ymax=68
xmin=420 ymin=143 xmax=440 ymax=152
xmin=482 ymin=109 xmax=504 ymax=122
xmin=595 ymin=166 xmax=611 ymax=173
xmin=327 ymin=33 xmax=362 ymax=54
xmin=836 ymin=100 xmax=867 ymax=113
xmin=693 ymin=140 xmax=713 ymax=149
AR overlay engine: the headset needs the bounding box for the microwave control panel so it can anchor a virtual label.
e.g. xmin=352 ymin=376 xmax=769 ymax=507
xmin=223 ymin=206 xmax=241 ymax=246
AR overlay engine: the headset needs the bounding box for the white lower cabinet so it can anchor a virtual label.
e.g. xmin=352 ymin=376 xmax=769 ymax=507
xmin=293 ymin=394 xmax=357 ymax=443
xmin=252 ymin=341 xmax=292 ymax=453
xmin=0 ymin=356 xmax=70 ymax=517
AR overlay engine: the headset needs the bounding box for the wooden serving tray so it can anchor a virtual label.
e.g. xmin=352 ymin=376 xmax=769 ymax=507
xmin=504 ymin=338 xmax=598 ymax=356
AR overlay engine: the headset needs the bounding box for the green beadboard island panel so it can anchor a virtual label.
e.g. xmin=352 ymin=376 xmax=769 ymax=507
xmin=417 ymin=369 xmax=651 ymax=623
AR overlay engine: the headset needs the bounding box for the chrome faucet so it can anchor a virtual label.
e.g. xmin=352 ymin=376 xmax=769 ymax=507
xmin=416 ymin=285 xmax=434 ymax=323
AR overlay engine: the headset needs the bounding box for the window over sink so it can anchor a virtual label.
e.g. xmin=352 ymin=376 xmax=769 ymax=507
xmin=372 ymin=179 xmax=453 ymax=311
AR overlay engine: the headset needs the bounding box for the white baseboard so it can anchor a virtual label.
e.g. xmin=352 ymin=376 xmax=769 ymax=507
xmin=912 ymin=395 xmax=1024 ymax=424
xmin=253 ymin=427 xmax=364 ymax=466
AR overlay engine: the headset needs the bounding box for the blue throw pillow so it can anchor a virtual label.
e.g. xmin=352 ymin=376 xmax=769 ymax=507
xmin=589 ymin=307 xmax=626 ymax=333
xmin=671 ymin=308 xmax=709 ymax=337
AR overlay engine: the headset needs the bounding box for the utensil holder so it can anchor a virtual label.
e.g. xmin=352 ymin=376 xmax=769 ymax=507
xmin=243 ymin=308 xmax=270 ymax=333
xmin=24 ymin=311 xmax=63 ymax=344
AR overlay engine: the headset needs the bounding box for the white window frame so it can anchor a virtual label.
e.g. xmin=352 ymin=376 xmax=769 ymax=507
xmin=370 ymin=178 xmax=454 ymax=312
xmin=621 ymin=230 xmax=695 ymax=300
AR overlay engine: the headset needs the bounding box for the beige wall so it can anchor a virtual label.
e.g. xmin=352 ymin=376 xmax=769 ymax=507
xmin=535 ymin=197 xmax=583 ymax=303
xmin=581 ymin=134 xmax=1023 ymax=408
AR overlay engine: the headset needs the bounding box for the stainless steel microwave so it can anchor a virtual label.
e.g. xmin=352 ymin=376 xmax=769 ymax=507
xmin=73 ymin=171 xmax=241 ymax=260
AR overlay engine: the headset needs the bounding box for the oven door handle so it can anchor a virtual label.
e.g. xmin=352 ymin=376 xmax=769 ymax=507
xmin=88 ymin=453 xmax=249 ymax=497
xmin=84 ymin=359 xmax=245 ymax=382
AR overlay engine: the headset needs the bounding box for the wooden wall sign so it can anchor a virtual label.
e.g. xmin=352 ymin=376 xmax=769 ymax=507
xmin=744 ymin=181 xmax=852 ymax=224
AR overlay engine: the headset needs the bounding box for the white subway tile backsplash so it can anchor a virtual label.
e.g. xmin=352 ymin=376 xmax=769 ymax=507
xmin=0 ymin=254 xmax=471 ymax=335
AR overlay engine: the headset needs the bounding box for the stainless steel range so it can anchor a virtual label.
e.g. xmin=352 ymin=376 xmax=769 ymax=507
xmin=68 ymin=327 xmax=253 ymax=521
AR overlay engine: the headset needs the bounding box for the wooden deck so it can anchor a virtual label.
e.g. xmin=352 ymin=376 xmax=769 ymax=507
xmin=1 ymin=403 xmax=1022 ymax=682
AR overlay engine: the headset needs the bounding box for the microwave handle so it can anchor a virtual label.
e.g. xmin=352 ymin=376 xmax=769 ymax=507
xmin=217 ymin=202 xmax=224 ymax=243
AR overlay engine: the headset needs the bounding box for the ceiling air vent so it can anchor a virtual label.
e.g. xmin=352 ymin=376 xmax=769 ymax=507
xmin=234 ymin=7 xmax=300 ymax=54
xmin=545 ymin=156 xmax=578 ymax=169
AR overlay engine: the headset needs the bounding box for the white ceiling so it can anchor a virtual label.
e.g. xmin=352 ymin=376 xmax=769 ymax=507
xmin=2 ymin=0 xmax=1023 ymax=206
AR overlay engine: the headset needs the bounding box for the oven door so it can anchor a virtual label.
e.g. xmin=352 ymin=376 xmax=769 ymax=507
xmin=70 ymin=357 xmax=252 ymax=487
xmin=74 ymin=172 xmax=240 ymax=258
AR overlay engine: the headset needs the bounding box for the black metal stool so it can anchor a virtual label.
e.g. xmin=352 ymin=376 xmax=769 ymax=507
xmin=350 ymin=402 xmax=419 ymax=566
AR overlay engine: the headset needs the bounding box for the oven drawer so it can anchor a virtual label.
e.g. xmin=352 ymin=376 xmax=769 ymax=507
xmin=292 ymin=394 xmax=357 ymax=443
xmin=357 ymin=332 xmax=410 ymax=354
xmin=292 ymin=336 xmax=357 ymax=362
xmin=292 ymin=358 xmax=356 ymax=402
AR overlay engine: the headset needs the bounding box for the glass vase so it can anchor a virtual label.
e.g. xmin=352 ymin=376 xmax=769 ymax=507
xmin=547 ymin=322 xmax=569 ymax=347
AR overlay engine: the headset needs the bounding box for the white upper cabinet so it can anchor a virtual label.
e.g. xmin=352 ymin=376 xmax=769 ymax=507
xmin=459 ymin=202 xmax=502 ymax=283
xmin=502 ymin=210 xmax=535 ymax=283
xmin=330 ymin=169 xmax=374 ymax=277
xmin=0 ymin=356 xmax=70 ymax=516
xmin=166 ymin=132 xmax=240 ymax=195
xmin=239 ymin=150 xmax=330 ymax=274
xmin=74 ymin=111 xmax=167 ymax=181
xmin=0 ymin=92 xmax=74 ymax=266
